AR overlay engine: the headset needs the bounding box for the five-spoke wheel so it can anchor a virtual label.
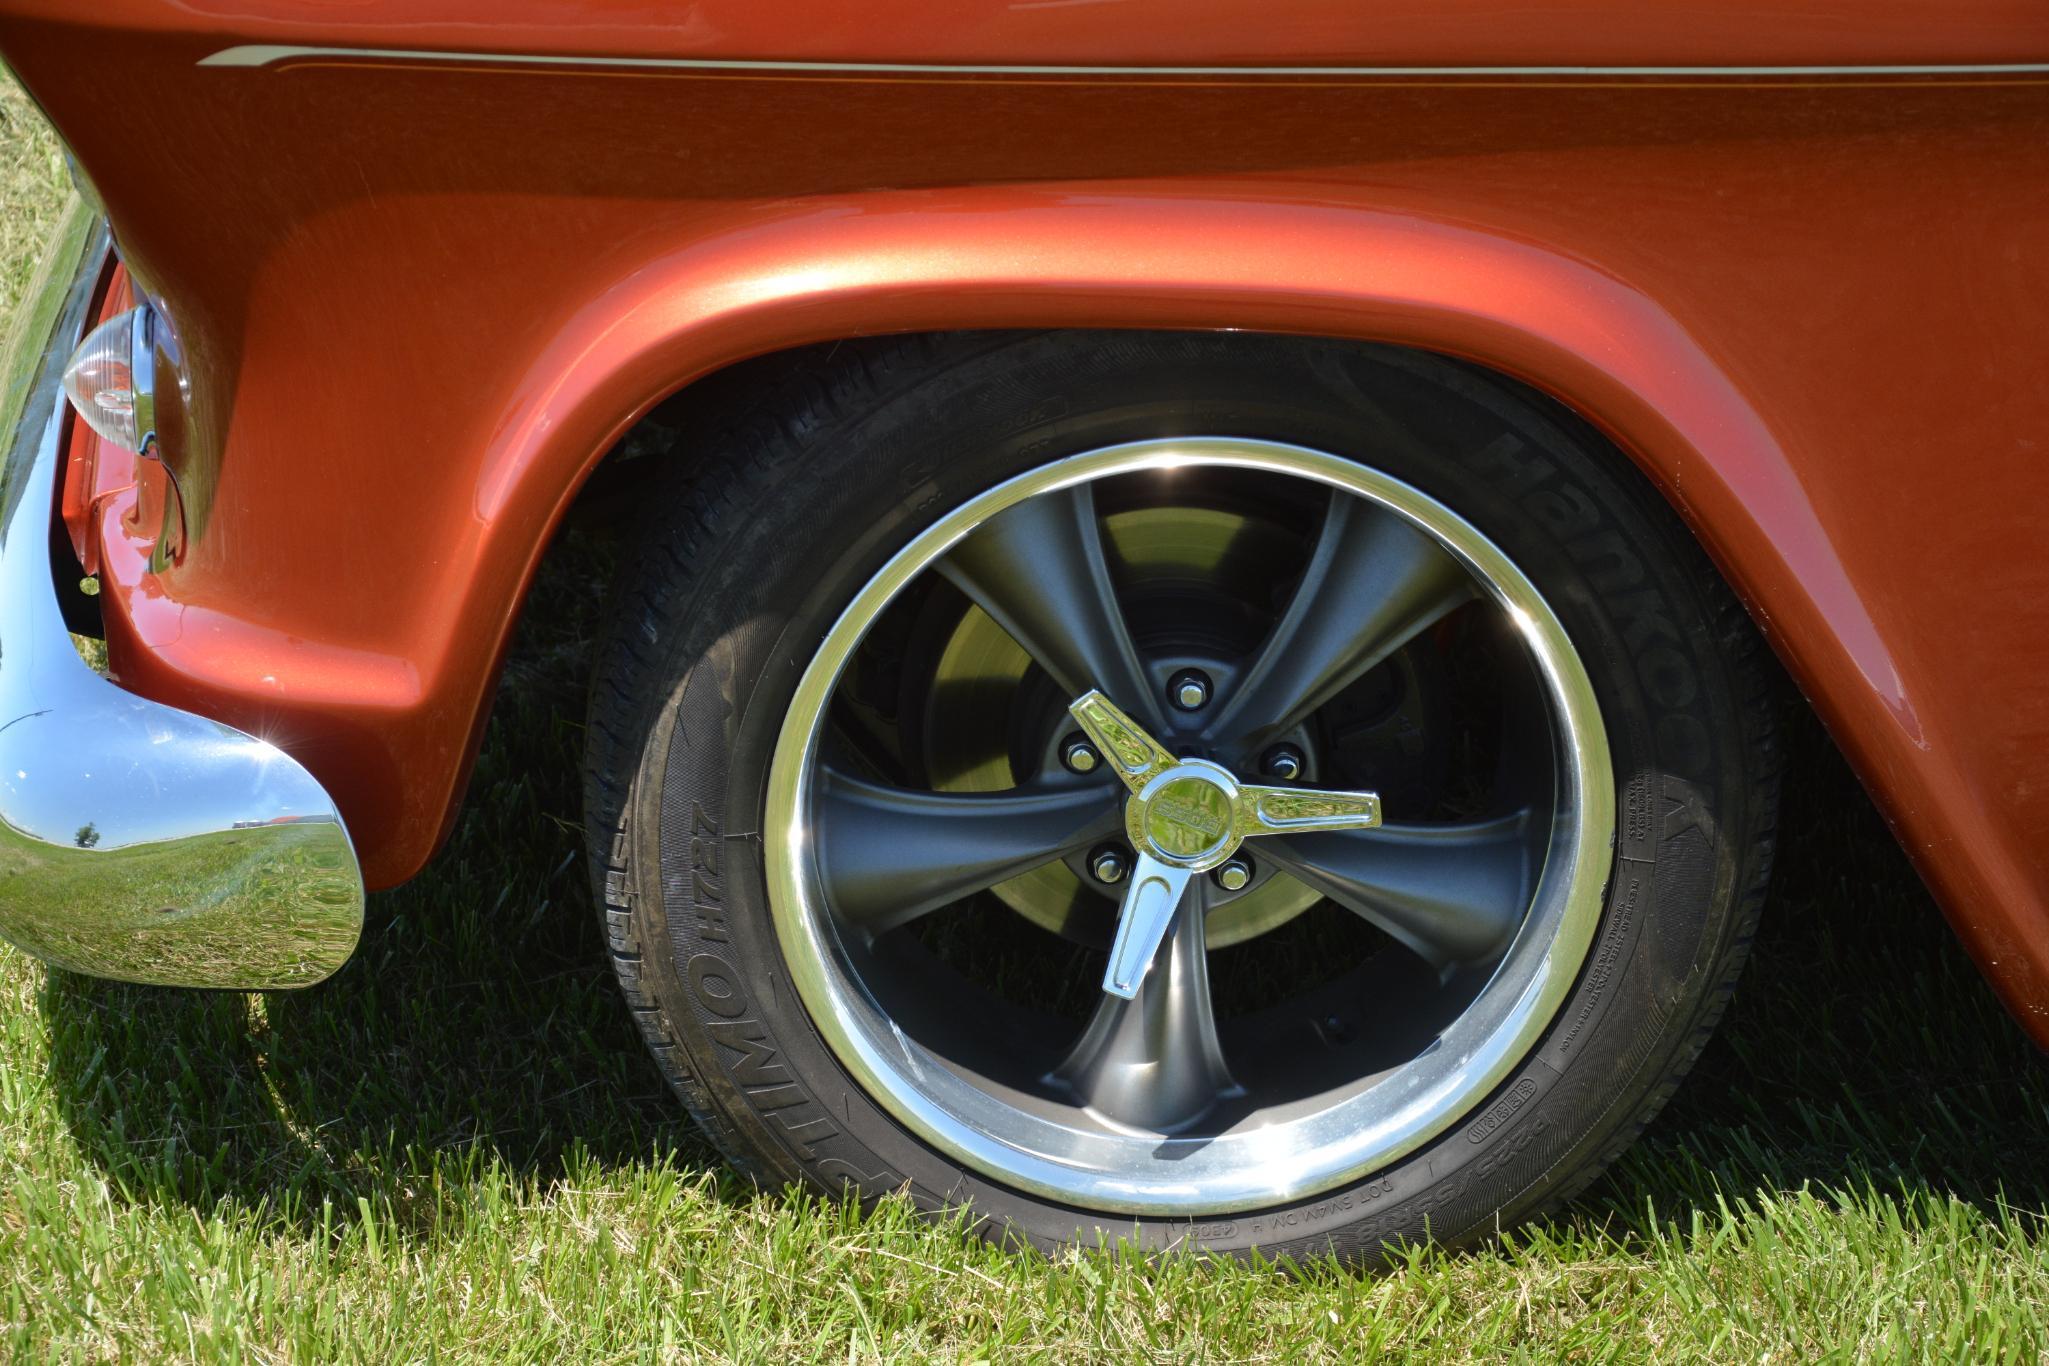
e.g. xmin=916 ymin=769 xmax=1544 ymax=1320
xmin=770 ymin=438 xmax=1610 ymax=1210
xmin=589 ymin=332 xmax=1775 ymax=1258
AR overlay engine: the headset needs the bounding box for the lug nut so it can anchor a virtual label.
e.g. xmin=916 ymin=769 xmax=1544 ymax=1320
xmin=1212 ymin=857 xmax=1254 ymax=892
xmin=1262 ymin=744 xmax=1305 ymax=782
xmin=1170 ymin=669 xmax=1212 ymax=711
xmin=1089 ymin=846 xmax=1129 ymax=885
xmin=1061 ymin=734 xmax=1101 ymax=774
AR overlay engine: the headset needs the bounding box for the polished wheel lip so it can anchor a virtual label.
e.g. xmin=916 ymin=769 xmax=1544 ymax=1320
xmin=767 ymin=437 xmax=1614 ymax=1216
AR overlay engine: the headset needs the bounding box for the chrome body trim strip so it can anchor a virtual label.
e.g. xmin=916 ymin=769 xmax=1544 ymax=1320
xmin=197 ymin=46 xmax=2049 ymax=78
xmin=0 ymin=201 xmax=365 ymax=989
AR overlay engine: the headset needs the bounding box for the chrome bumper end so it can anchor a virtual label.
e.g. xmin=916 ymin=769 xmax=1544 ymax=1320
xmin=0 ymin=204 xmax=364 ymax=989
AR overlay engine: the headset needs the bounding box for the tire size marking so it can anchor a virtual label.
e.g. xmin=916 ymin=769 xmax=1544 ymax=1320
xmin=689 ymin=802 xmax=728 ymax=942
xmin=1470 ymin=1117 xmax=1550 ymax=1184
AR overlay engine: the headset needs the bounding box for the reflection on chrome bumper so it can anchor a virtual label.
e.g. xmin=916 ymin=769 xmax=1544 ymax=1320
xmin=0 ymin=203 xmax=364 ymax=989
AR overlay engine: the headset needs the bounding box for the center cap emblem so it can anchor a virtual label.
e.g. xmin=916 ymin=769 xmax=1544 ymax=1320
xmin=1128 ymin=763 xmax=1244 ymax=870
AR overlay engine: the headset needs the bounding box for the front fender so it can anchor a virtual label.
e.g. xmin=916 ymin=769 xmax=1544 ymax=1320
xmin=87 ymin=183 xmax=2049 ymax=1041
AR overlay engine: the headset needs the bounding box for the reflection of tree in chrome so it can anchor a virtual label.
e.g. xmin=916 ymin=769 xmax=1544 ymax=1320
xmin=72 ymin=822 xmax=97 ymax=849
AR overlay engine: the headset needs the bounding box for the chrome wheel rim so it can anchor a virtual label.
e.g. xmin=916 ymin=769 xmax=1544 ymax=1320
xmin=766 ymin=438 xmax=1614 ymax=1216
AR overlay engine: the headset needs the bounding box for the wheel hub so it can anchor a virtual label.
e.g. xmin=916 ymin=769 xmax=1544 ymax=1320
xmin=917 ymin=502 xmax=1341 ymax=949
xmin=1068 ymin=689 xmax=1384 ymax=997
xmin=1128 ymin=762 xmax=1242 ymax=869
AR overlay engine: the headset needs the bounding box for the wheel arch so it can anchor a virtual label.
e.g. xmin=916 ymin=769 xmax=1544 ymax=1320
xmin=516 ymin=192 xmax=1855 ymax=674
xmin=470 ymin=192 xmax=2039 ymax=1039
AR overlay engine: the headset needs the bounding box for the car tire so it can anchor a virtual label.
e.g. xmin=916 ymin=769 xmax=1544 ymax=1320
xmin=583 ymin=330 xmax=1779 ymax=1263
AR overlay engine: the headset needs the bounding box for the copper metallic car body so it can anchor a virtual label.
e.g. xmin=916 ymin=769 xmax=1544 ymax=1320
xmin=0 ymin=2 xmax=2046 ymax=1037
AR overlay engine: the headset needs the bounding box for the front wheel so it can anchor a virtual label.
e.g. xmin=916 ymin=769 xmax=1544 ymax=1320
xmin=585 ymin=332 xmax=1778 ymax=1262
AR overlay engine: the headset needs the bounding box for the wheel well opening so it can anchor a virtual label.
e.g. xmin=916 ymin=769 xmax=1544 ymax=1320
xmin=533 ymin=323 xmax=1821 ymax=864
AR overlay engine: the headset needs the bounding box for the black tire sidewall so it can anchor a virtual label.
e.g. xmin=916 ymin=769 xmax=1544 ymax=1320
xmin=607 ymin=332 xmax=1765 ymax=1260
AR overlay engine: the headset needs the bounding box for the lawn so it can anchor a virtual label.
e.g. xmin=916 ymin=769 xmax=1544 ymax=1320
xmin=3 ymin=80 xmax=2048 ymax=1362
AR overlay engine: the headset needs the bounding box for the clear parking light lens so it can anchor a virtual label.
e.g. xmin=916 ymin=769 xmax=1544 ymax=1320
xmin=60 ymin=306 xmax=155 ymax=453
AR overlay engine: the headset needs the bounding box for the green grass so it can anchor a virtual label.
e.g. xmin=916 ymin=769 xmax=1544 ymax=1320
xmin=5 ymin=77 xmax=2049 ymax=1362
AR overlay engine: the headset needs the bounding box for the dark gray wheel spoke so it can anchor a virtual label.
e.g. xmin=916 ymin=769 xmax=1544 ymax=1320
xmin=816 ymin=766 xmax=1120 ymax=935
xmin=1260 ymin=812 xmax=1535 ymax=968
xmin=938 ymin=485 xmax=1167 ymax=731
xmin=1205 ymin=493 xmax=1475 ymax=749
xmin=1055 ymin=895 xmax=1239 ymax=1132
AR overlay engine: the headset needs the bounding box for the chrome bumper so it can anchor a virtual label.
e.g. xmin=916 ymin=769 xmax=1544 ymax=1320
xmin=0 ymin=203 xmax=364 ymax=989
